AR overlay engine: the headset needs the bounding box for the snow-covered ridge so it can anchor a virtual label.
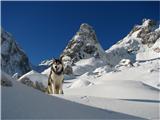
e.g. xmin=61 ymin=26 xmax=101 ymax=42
xmin=1 ymin=28 xmax=31 ymax=76
xmin=105 ymin=19 xmax=160 ymax=66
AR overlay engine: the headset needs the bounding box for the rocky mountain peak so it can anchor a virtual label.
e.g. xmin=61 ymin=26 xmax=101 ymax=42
xmin=1 ymin=28 xmax=31 ymax=76
xmin=127 ymin=18 xmax=159 ymax=46
xmin=61 ymin=23 xmax=106 ymax=64
xmin=142 ymin=19 xmax=156 ymax=28
xmin=79 ymin=23 xmax=95 ymax=34
xmin=60 ymin=23 xmax=107 ymax=74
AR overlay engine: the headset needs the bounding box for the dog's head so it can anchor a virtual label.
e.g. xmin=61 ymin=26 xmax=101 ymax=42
xmin=51 ymin=59 xmax=63 ymax=75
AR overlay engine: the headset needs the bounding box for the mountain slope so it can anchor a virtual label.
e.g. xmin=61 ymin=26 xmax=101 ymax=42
xmin=1 ymin=28 xmax=31 ymax=76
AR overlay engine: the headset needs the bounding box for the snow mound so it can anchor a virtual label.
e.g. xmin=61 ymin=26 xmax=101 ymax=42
xmin=70 ymin=79 xmax=91 ymax=88
xmin=115 ymin=59 xmax=133 ymax=71
xmin=18 ymin=70 xmax=48 ymax=92
xmin=73 ymin=57 xmax=106 ymax=75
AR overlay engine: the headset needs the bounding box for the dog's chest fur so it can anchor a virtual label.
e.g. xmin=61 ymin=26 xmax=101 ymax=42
xmin=50 ymin=72 xmax=64 ymax=85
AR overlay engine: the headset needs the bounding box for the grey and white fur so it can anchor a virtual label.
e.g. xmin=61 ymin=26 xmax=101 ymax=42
xmin=47 ymin=59 xmax=64 ymax=94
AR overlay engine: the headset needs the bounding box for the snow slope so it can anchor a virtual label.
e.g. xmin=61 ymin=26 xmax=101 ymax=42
xmin=1 ymin=72 xmax=143 ymax=119
xmin=57 ymin=95 xmax=159 ymax=120
xmin=65 ymin=59 xmax=160 ymax=99
xmin=60 ymin=58 xmax=160 ymax=119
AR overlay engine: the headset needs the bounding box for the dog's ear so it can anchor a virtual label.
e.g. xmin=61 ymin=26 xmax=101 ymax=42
xmin=49 ymin=58 xmax=55 ymax=67
xmin=52 ymin=57 xmax=56 ymax=61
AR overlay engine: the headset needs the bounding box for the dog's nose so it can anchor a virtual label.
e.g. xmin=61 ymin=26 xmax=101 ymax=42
xmin=55 ymin=66 xmax=57 ymax=68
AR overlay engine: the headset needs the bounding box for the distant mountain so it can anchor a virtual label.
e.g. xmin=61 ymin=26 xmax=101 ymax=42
xmin=1 ymin=28 xmax=31 ymax=76
xmin=105 ymin=19 xmax=160 ymax=66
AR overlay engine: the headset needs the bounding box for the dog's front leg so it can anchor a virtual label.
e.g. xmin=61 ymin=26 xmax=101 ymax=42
xmin=47 ymin=78 xmax=53 ymax=94
xmin=59 ymin=79 xmax=64 ymax=94
xmin=54 ymin=84 xmax=59 ymax=94
xmin=47 ymin=84 xmax=53 ymax=94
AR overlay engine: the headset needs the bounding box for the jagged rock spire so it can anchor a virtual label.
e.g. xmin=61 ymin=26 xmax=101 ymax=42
xmin=61 ymin=23 xmax=106 ymax=63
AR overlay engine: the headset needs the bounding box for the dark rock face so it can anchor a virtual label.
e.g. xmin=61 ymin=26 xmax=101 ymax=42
xmin=20 ymin=77 xmax=34 ymax=87
xmin=1 ymin=28 xmax=31 ymax=76
xmin=129 ymin=19 xmax=160 ymax=46
xmin=63 ymin=64 xmax=73 ymax=75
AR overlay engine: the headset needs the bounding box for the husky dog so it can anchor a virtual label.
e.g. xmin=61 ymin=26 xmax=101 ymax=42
xmin=47 ymin=59 xmax=64 ymax=94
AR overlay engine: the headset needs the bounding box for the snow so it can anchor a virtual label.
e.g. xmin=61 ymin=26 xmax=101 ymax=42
xmin=131 ymin=29 xmax=141 ymax=37
xmin=57 ymin=95 xmax=159 ymax=120
xmin=142 ymin=19 xmax=152 ymax=27
xmin=105 ymin=37 xmax=140 ymax=66
xmin=70 ymin=79 xmax=91 ymax=88
xmin=72 ymin=57 xmax=106 ymax=75
xmin=60 ymin=59 xmax=159 ymax=119
xmin=64 ymin=79 xmax=159 ymax=101
xmin=41 ymin=67 xmax=51 ymax=76
xmin=142 ymin=79 xmax=160 ymax=90
xmin=2 ymin=58 xmax=159 ymax=119
xmin=136 ymin=38 xmax=160 ymax=61
xmin=1 ymin=72 xmax=143 ymax=119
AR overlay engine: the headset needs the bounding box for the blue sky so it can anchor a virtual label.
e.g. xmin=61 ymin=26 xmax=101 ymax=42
xmin=1 ymin=1 xmax=159 ymax=65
